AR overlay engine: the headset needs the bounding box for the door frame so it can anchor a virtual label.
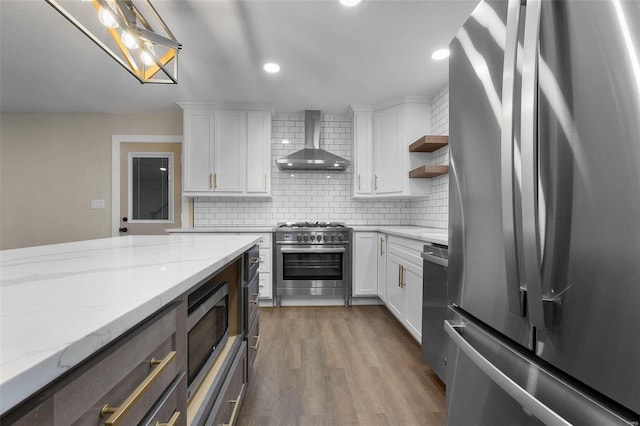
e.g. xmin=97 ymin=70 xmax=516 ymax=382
xmin=111 ymin=135 xmax=186 ymax=236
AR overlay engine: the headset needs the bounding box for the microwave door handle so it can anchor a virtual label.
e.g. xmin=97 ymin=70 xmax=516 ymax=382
xmin=279 ymin=247 xmax=346 ymax=254
xmin=521 ymin=0 xmax=547 ymax=329
xmin=501 ymin=0 xmax=525 ymax=317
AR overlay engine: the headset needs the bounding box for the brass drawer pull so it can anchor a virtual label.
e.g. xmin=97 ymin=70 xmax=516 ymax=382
xmin=251 ymin=295 xmax=259 ymax=305
xmin=156 ymin=411 xmax=180 ymax=426
xmin=250 ymin=256 xmax=262 ymax=265
xmin=222 ymin=391 xmax=242 ymax=426
xmin=251 ymin=334 xmax=261 ymax=351
xmin=101 ymin=351 xmax=177 ymax=425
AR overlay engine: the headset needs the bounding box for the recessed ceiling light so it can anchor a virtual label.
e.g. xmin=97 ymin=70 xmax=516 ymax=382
xmin=263 ymin=62 xmax=280 ymax=73
xmin=340 ymin=0 xmax=362 ymax=6
xmin=282 ymin=139 xmax=290 ymax=144
xmin=431 ymin=48 xmax=450 ymax=61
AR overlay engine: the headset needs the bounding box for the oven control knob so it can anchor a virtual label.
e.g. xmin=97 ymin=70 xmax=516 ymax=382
xmin=303 ymin=235 xmax=309 ymax=241
xmin=296 ymin=235 xmax=302 ymax=242
xmin=310 ymin=235 xmax=315 ymax=241
xmin=338 ymin=234 xmax=344 ymax=241
xmin=324 ymin=235 xmax=329 ymax=242
xmin=331 ymin=235 xmax=336 ymax=241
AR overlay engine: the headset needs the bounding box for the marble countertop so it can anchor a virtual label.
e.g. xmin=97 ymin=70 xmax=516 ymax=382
xmin=169 ymin=225 xmax=448 ymax=245
xmin=0 ymin=234 xmax=261 ymax=415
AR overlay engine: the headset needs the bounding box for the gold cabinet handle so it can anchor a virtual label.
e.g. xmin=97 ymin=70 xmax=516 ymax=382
xmin=101 ymin=351 xmax=176 ymax=425
xmin=251 ymin=334 xmax=261 ymax=351
xmin=222 ymin=392 xmax=242 ymax=426
xmin=156 ymin=411 xmax=180 ymax=426
xmin=357 ymin=174 xmax=361 ymax=190
xmin=209 ymin=173 xmax=213 ymax=189
xmin=250 ymin=256 xmax=262 ymax=265
xmin=380 ymin=237 xmax=383 ymax=256
xmin=401 ymin=266 xmax=405 ymax=288
xmin=375 ymin=174 xmax=378 ymax=190
xmin=251 ymin=295 xmax=259 ymax=305
xmin=264 ymin=174 xmax=267 ymax=190
xmin=214 ymin=173 xmax=217 ymax=189
xmin=398 ymin=264 xmax=402 ymax=288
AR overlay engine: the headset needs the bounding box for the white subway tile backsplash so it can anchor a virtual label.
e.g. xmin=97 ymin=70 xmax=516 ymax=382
xmin=194 ymin=87 xmax=450 ymax=229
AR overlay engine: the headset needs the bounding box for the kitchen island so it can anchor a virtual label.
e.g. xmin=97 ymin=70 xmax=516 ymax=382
xmin=0 ymin=234 xmax=261 ymax=423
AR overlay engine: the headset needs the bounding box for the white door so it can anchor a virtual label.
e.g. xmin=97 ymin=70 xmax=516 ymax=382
xmin=353 ymin=110 xmax=373 ymax=195
xmin=386 ymin=253 xmax=404 ymax=321
xmin=353 ymin=232 xmax=378 ymax=296
xmin=246 ymin=111 xmax=271 ymax=194
xmin=119 ymin=143 xmax=182 ymax=235
xmin=377 ymin=234 xmax=387 ymax=302
xmin=374 ymin=106 xmax=403 ymax=194
xmin=403 ymin=260 xmax=423 ymax=342
xmin=183 ymin=110 xmax=214 ymax=192
xmin=214 ymin=111 xmax=246 ymax=192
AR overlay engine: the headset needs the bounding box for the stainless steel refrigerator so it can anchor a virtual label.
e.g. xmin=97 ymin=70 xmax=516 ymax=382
xmin=447 ymin=0 xmax=640 ymax=424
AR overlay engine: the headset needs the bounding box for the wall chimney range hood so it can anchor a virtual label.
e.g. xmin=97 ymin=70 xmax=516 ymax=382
xmin=276 ymin=110 xmax=351 ymax=171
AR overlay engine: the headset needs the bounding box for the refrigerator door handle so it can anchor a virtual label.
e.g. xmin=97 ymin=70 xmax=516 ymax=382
xmin=445 ymin=320 xmax=572 ymax=426
xmin=501 ymin=0 xmax=525 ymax=317
xmin=520 ymin=0 xmax=549 ymax=329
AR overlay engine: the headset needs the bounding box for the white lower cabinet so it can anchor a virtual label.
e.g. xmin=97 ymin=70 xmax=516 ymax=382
xmin=353 ymin=232 xmax=379 ymax=296
xmin=385 ymin=236 xmax=423 ymax=342
xmin=377 ymin=234 xmax=387 ymax=302
xmin=256 ymin=234 xmax=273 ymax=299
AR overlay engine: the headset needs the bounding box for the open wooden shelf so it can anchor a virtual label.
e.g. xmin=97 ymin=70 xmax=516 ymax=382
xmin=409 ymin=165 xmax=449 ymax=178
xmin=409 ymin=135 xmax=449 ymax=152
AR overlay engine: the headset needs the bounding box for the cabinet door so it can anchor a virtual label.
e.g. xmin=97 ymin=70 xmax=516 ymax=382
xmin=377 ymin=234 xmax=387 ymax=302
xmin=258 ymin=273 xmax=272 ymax=299
xmin=353 ymin=110 xmax=373 ymax=195
xmin=403 ymin=261 xmax=423 ymax=342
xmin=353 ymin=232 xmax=378 ymax=296
xmin=214 ymin=111 xmax=246 ymax=193
xmin=246 ymin=111 xmax=271 ymax=194
xmin=374 ymin=106 xmax=403 ymax=194
xmin=386 ymin=253 xmax=404 ymax=321
xmin=184 ymin=111 xmax=214 ymax=192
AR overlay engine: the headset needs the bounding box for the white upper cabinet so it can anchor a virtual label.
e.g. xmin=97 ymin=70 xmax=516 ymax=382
xmin=214 ymin=110 xmax=246 ymax=193
xmin=179 ymin=104 xmax=272 ymax=197
xmin=349 ymin=105 xmax=373 ymax=196
xmin=350 ymin=96 xmax=432 ymax=198
xmin=246 ymin=111 xmax=272 ymax=194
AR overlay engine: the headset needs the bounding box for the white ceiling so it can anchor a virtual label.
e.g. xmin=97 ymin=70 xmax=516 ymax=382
xmin=0 ymin=0 xmax=478 ymax=114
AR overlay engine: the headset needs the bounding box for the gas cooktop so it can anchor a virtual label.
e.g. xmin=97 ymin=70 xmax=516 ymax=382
xmin=276 ymin=222 xmax=347 ymax=229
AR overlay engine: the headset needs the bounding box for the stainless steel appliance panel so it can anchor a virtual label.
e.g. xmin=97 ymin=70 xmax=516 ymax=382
xmin=531 ymin=1 xmax=640 ymax=414
xmin=446 ymin=308 xmax=636 ymax=426
xmin=449 ymin=0 xmax=531 ymax=349
xmin=421 ymin=244 xmax=449 ymax=383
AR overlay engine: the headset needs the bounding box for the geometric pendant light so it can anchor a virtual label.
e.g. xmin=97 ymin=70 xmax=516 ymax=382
xmin=45 ymin=0 xmax=182 ymax=84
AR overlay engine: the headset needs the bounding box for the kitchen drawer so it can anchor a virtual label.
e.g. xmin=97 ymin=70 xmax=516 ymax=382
xmin=258 ymin=272 xmax=272 ymax=299
xmin=387 ymin=235 xmax=423 ymax=269
xmin=247 ymin=311 xmax=260 ymax=376
xmin=205 ymin=342 xmax=247 ymax=426
xmin=140 ymin=372 xmax=186 ymax=426
xmin=1 ymin=304 xmax=187 ymax=426
xmin=55 ymin=305 xmax=184 ymax=426
xmin=257 ymin=247 xmax=271 ymax=274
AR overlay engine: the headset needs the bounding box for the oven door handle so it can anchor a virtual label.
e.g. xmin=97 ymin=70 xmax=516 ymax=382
xmin=279 ymin=247 xmax=346 ymax=254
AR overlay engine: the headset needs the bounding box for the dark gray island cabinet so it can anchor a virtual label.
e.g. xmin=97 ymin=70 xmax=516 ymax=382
xmin=0 ymin=235 xmax=261 ymax=426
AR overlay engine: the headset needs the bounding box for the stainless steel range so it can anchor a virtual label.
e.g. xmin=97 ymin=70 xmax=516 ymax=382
xmin=274 ymin=222 xmax=352 ymax=307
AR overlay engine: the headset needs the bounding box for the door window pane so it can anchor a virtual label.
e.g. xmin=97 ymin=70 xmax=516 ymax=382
xmin=131 ymin=156 xmax=170 ymax=220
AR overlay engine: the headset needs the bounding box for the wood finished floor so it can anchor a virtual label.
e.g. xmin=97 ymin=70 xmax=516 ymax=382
xmin=237 ymin=305 xmax=446 ymax=426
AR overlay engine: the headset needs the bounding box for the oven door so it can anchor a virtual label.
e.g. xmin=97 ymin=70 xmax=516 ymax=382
xmin=276 ymin=245 xmax=348 ymax=288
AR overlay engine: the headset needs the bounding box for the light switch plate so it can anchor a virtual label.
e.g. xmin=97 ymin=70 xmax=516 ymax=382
xmin=91 ymin=199 xmax=105 ymax=209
